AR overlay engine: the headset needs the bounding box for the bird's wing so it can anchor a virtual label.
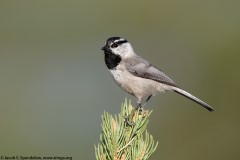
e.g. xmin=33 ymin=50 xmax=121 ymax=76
xmin=125 ymin=56 xmax=214 ymax=112
xmin=125 ymin=56 xmax=177 ymax=87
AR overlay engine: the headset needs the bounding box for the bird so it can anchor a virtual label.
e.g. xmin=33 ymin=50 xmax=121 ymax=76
xmin=101 ymin=36 xmax=214 ymax=113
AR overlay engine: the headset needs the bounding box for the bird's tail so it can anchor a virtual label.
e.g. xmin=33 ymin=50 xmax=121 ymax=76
xmin=172 ymin=87 xmax=214 ymax=112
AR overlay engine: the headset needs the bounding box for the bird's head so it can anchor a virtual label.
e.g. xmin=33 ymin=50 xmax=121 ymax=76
xmin=101 ymin=37 xmax=135 ymax=58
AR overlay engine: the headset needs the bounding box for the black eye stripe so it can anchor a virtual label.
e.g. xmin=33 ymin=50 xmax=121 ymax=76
xmin=111 ymin=43 xmax=118 ymax=48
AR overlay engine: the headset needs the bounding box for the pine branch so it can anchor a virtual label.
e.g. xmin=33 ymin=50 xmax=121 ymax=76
xmin=95 ymin=99 xmax=158 ymax=160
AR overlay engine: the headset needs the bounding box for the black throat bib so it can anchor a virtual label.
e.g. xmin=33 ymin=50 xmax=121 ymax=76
xmin=104 ymin=51 xmax=121 ymax=70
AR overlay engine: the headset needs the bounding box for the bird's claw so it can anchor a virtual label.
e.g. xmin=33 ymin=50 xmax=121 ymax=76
xmin=124 ymin=115 xmax=135 ymax=126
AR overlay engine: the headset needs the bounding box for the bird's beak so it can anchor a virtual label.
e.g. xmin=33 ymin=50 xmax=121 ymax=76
xmin=101 ymin=45 xmax=109 ymax=52
xmin=101 ymin=46 xmax=106 ymax=51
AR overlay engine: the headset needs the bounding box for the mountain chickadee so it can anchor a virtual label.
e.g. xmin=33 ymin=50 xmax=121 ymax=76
xmin=101 ymin=37 xmax=214 ymax=112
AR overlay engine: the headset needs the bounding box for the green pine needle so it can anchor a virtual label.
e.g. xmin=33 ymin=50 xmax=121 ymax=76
xmin=95 ymin=99 xmax=158 ymax=160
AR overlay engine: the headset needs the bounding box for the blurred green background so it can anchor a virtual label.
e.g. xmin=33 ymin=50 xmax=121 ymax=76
xmin=0 ymin=0 xmax=240 ymax=159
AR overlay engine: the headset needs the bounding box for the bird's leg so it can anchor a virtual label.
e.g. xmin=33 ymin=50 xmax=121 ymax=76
xmin=136 ymin=101 xmax=143 ymax=114
xmin=124 ymin=98 xmax=143 ymax=126
xmin=124 ymin=96 xmax=152 ymax=126
xmin=141 ymin=95 xmax=152 ymax=108
xmin=124 ymin=106 xmax=140 ymax=126
xmin=137 ymin=95 xmax=152 ymax=114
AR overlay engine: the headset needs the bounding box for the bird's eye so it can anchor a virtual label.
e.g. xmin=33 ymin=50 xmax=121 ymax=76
xmin=111 ymin=43 xmax=118 ymax=48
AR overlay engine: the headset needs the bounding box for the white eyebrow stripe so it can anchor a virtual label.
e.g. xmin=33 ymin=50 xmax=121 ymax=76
xmin=114 ymin=38 xmax=126 ymax=43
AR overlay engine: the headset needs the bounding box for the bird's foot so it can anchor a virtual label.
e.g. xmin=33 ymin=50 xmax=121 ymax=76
xmin=138 ymin=107 xmax=144 ymax=115
xmin=124 ymin=106 xmax=145 ymax=126
xmin=124 ymin=115 xmax=135 ymax=126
